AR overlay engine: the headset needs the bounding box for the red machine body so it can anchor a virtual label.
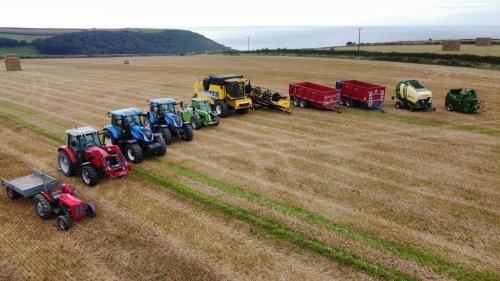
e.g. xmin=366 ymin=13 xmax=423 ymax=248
xmin=289 ymin=82 xmax=340 ymax=111
xmin=335 ymin=80 xmax=386 ymax=111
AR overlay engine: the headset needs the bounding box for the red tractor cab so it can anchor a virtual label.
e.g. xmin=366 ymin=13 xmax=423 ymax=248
xmin=58 ymin=126 xmax=132 ymax=186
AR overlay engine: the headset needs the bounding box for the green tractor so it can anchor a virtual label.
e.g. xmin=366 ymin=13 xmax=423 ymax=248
xmin=445 ymin=88 xmax=483 ymax=113
xmin=392 ymin=80 xmax=435 ymax=111
xmin=180 ymin=98 xmax=220 ymax=130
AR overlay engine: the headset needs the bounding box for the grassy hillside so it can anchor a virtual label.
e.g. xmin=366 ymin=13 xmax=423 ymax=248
xmin=0 ymin=55 xmax=498 ymax=280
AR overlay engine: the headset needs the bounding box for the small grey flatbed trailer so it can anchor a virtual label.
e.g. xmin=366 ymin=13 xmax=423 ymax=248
xmin=2 ymin=169 xmax=58 ymax=199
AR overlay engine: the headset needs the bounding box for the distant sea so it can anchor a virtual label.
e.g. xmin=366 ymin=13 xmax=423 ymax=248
xmin=186 ymin=25 xmax=500 ymax=51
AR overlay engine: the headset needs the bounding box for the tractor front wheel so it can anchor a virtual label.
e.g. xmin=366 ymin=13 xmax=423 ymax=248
xmin=57 ymin=216 xmax=71 ymax=230
xmin=125 ymin=143 xmax=144 ymax=163
xmin=34 ymin=194 xmax=53 ymax=220
xmin=446 ymin=104 xmax=453 ymax=111
xmin=58 ymin=150 xmax=74 ymax=176
xmin=6 ymin=187 xmax=19 ymax=200
xmin=81 ymin=165 xmax=98 ymax=186
xmin=182 ymin=124 xmax=194 ymax=142
xmin=159 ymin=128 xmax=172 ymax=145
xmin=214 ymin=101 xmax=229 ymax=118
xmin=85 ymin=203 xmax=96 ymax=218
xmin=190 ymin=116 xmax=203 ymax=130
xmin=103 ymin=130 xmax=116 ymax=146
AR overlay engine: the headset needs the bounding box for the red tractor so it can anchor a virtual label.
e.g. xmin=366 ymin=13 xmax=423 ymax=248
xmin=58 ymin=126 xmax=132 ymax=186
xmin=2 ymin=169 xmax=96 ymax=230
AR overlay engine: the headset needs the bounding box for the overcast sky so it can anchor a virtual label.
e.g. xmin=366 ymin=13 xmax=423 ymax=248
xmin=2 ymin=0 xmax=499 ymax=28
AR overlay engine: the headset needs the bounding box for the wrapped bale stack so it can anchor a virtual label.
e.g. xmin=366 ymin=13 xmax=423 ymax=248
xmin=4 ymin=55 xmax=22 ymax=71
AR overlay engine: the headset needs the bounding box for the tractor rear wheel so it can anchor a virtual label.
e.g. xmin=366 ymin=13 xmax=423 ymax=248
xmin=182 ymin=124 xmax=194 ymax=142
xmin=214 ymin=101 xmax=229 ymax=118
xmin=155 ymin=136 xmax=167 ymax=156
xmin=81 ymin=165 xmax=98 ymax=186
xmin=58 ymin=150 xmax=75 ymax=176
xmin=190 ymin=116 xmax=203 ymax=130
xmin=6 ymin=187 xmax=19 ymax=200
xmin=395 ymin=101 xmax=404 ymax=109
xmin=34 ymin=194 xmax=53 ymax=220
xmin=446 ymin=104 xmax=453 ymax=111
xmin=125 ymin=143 xmax=143 ymax=163
xmin=299 ymin=99 xmax=308 ymax=108
xmin=103 ymin=130 xmax=116 ymax=146
xmin=159 ymin=128 xmax=172 ymax=145
xmin=57 ymin=216 xmax=71 ymax=230
xmin=85 ymin=203 xmax=96 ymax=218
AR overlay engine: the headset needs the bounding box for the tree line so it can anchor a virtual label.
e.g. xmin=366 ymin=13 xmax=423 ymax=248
xmin=1 ymin=30 xmax=229 ymax=55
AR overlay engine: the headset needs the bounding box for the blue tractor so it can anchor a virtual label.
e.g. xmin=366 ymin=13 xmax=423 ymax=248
xmin=144 ymin=98 xmax=194 ymax=145
xmin=102 ymin=108 xmax=166 ymax=163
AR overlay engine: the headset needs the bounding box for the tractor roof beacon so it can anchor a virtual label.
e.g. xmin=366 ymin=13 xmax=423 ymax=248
xmin=103 ymin=108 xmax=166 ymax=164
xmin=58 ymin=126 xmax=132 ymax=186
xmin=145 ymin=98 xmax=194 ymax=144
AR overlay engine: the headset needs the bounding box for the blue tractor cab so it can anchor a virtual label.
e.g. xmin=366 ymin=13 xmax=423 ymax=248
xmin=145 ymin=98 xmax=194 ymax=144
xmin=103 ymin=107 xmax=166 ymax=163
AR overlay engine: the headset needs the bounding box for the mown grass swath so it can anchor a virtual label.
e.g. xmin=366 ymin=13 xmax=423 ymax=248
xmin=153 ymin=160 xmax=498 ymax=281
xmin=1 ymin=109 xmax=497 ymax=281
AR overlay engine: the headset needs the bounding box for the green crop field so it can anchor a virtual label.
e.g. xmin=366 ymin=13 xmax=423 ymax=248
xmin=0 ymin=46 xmax=40 ymax=56
xmin=0 ymin=55 xmax=498 ymax=280
xmin=0 ymin=33 xmax=50 ymax=43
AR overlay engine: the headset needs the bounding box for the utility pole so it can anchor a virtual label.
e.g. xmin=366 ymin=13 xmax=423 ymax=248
xmin=357 ymin=28 xmax=362 ymax=53
xmin=247 ymin=37 xmax=250 ymax=52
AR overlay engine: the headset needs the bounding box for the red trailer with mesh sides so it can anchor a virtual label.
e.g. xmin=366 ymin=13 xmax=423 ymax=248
xmin=289 ymin=82 xmax=340 ymax=112
xmin=335 ymin=80 xmax=386 ymax=113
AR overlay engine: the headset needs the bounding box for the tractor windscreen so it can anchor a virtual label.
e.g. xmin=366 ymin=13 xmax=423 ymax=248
xmin=81 ymin=133 xmax=102 ymax=148
xmin=199 ymin=101 xmax=212 ymax=112
xmin=227 ymin=82 xmax=245 ymax=98
xmin=159 ymin=103 xmax=175 ymax=115
xmin=124 ymin=115 xmax=143 ymax=127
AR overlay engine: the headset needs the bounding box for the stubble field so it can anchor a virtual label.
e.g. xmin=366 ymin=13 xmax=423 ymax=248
xmin=0 ymin=54 xmax=499 ymax=280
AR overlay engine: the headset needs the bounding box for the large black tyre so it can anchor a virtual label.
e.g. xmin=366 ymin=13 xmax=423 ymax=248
xmin=125 ymin=143 xmax=143 ymax=163
xmin=159 ymin=128 xmax=172 ymax=145
xmin=85 ymin=203 xmax=96 ymax=218
xmin=190 ymin=116 xmax=203 ymax=130
xmin=58 ymin=150 xmax=75 ymax=176
xmin=155 ymin=136 xmax=167 ymax=156
xmin=395 ymin=101 xmax=404 ymax=109
xmin=182 ymin=124 xmax=194 ymax=142
xmin=293 ymin=97 xmax=300 ymax=107
xmin=299 ymin=99 xmax=308 ymax=108
xmin=345 ymin=98 xmax=354 ymax=108
xmin=6 ymin=187 xmax=19 ymax=200
xmin=34 ymin=194 xmax=53 ymax=220
xmin=102 ymin=130 xmax=116 ymax=146
xmin=57 ymin=216 xmax=71 ymax=230
xmin=214 ymin=100 xmax=229 ymax=118
xmin=446 ymin=104 xmax=453 ymax=111
xmin=81 ymin=165 xmax=98 ymax=186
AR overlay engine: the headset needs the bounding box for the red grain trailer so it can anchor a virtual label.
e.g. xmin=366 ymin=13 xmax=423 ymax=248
xmin=335 ymin=80 xmax=386 ymax=112
xmin=289 ymin=82 xmax=340 ymax=111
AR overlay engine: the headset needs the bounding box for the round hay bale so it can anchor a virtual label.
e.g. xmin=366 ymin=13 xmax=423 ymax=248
xmin=124 ymin=60 xmax=130 ymax=65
